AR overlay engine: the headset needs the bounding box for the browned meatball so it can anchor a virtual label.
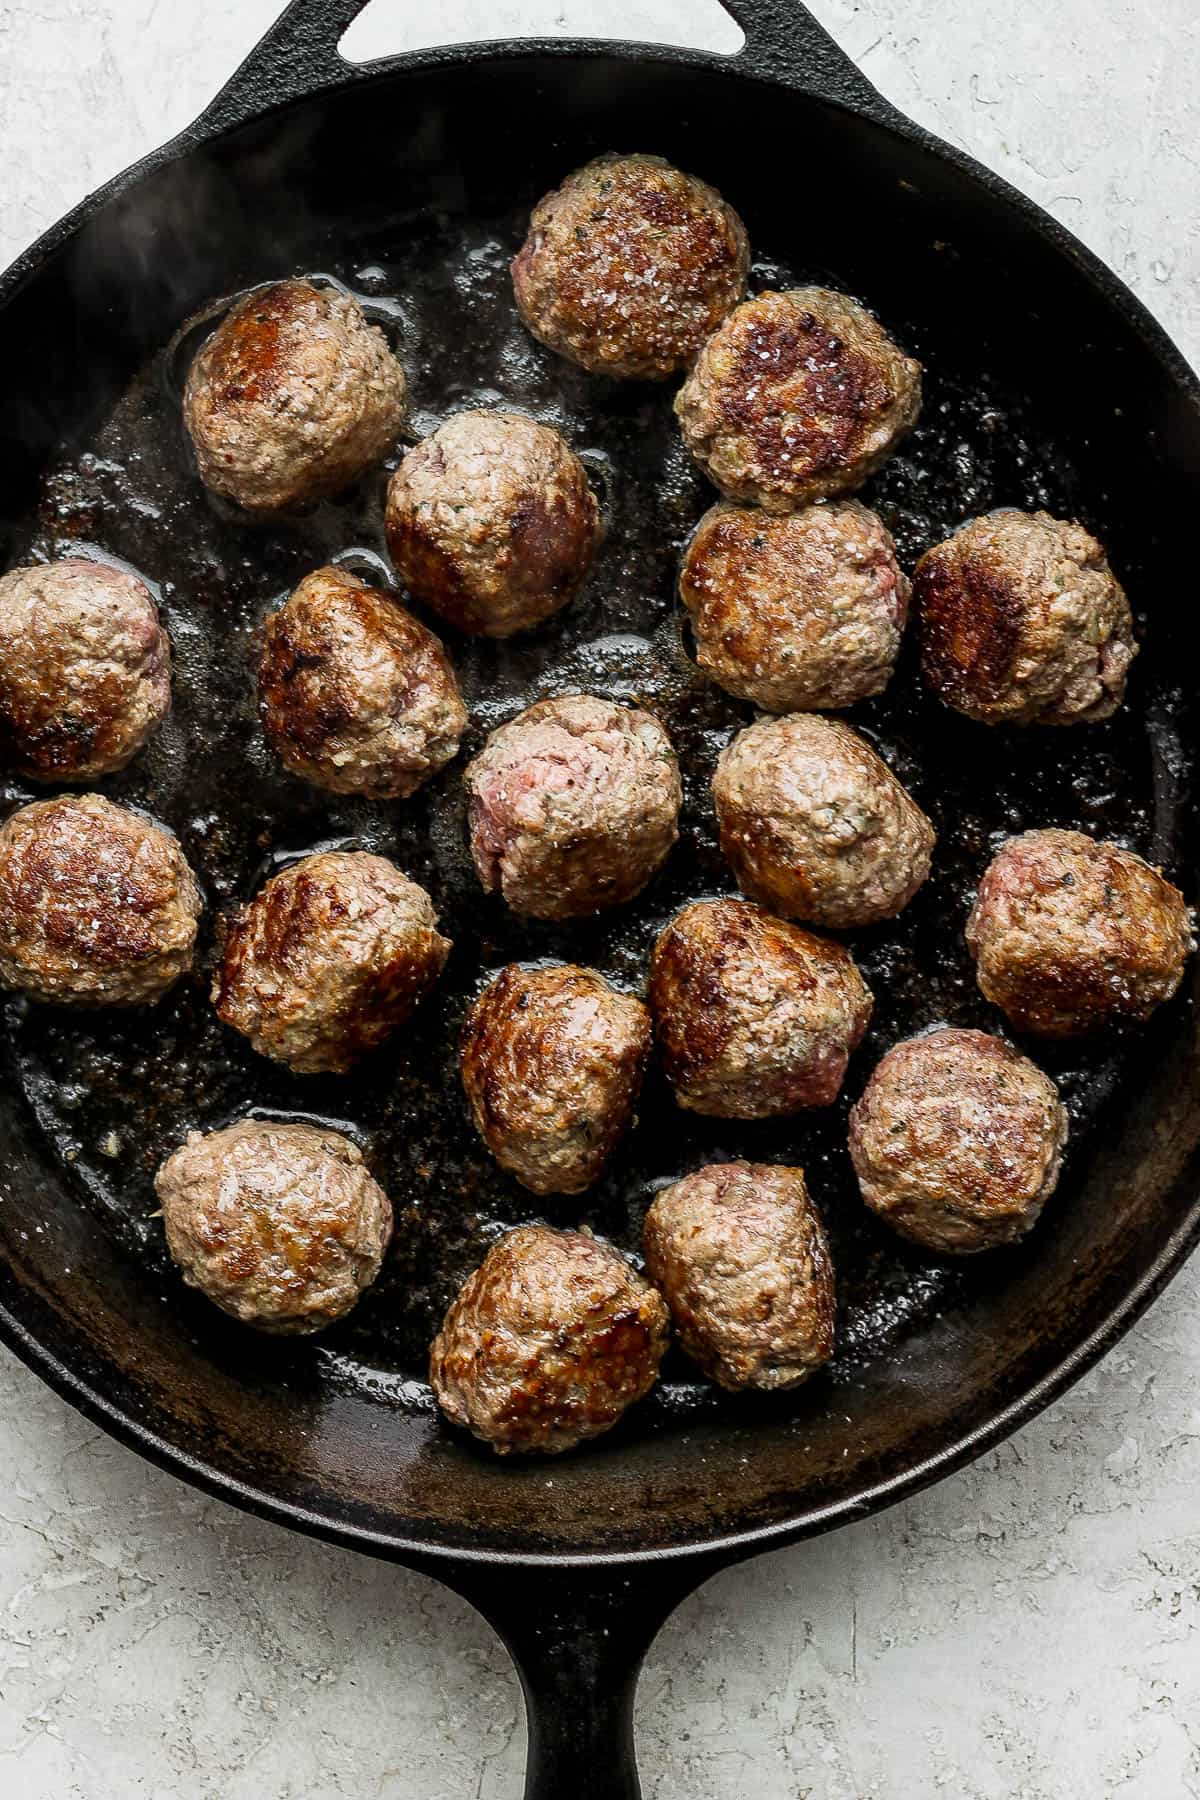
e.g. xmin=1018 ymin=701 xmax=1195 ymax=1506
xmin=183 ymin=280 xmax=406 ymax=513
xmin=461 ymin=964 xmax=651 ymax=1195
xmin=674 ymin=288 xmax=922 ymax=512
xmin=643 ymin=1162 xmax=835 ymax=1390
xmin=966 ymin=829 xmax=1194 ymax=1038
xmin=385 ymin=410 xmax=600 ymax=637
xmin=915 ymin=510 xmax=1137 ymax=725
xmin=714 ymin=714 xmax=934 ymax=929
xmin=257 ymin=565 xmax=466 ymax=799
xmin=649 ymin=897 xmax=872 ymax=1118
xmin=429 ymin=1224 xmax=669 ymax=1455
xmin=680 ymin=500 xmax=909 ymax=711
xmin=0 ymin=559 xmax=171 ymax=782
xmin=465 ymin=694 xmax=681 ymax=921
xmin=511 ymin=152 xmax=750 ymax=381
xmin=156 ymin=1120 xmax=392 ymax=1334
xmin=0 ymin=794 xmax=201 ymax=1007
xmin=213 ymin=851 xmax=450 ymax=1075
xmin=849 ymin=1028 xmax=1069 ymax=1254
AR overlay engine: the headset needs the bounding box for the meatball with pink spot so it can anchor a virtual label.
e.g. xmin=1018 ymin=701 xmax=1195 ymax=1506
xmin=464 ymin=693 xmax=681 ymax=921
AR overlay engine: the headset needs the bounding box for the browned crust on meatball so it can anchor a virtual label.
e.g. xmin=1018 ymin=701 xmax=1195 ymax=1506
xmin=461 ymin=963 xmax=651 ymax=1195
xmin=385 ymin=410 xmax=601 ymax=638
xmin=915 ymin=510 xmax=1137 ymax=726
xmin=429 ymin=1224 xmax=670 ymax=1455
xmin=848 ymin=1028 xmax=1069 ymax=1253
xmin=713 ymin=714 xmax=935 ymax=929
xmin=183 ymin=280 xmax=406 ymax=513
xmin=965 ymin=829 xmax=1194 ymax=1038
xmin=679 ymin=500 xmax=910 ymax=712
xmin=511 ymin=153 xmax=750 ymax=380
xmin=213 ymin=850 xmax=450 ymax=1075
xmin=257 ymin=565 xmax=467 ymax=799
xmin=674 ymin=289 xmax=922 ymax=512
xmin=0 ymin=559 xmax=171 ymax=782
xmin=0 ymin=794 xmax=201 ymax=1007
xmin=155 ymin=1119 xmax=393 ymax=1334
xmin=643 ymin=1162 xmax=835 ymax=1390
xmin=649 ymin=896 xmax=873 ymax=1118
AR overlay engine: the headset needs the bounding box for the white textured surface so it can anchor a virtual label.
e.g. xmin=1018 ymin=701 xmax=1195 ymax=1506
xmin=1 ymin=2 xmax=1199 ymax=1795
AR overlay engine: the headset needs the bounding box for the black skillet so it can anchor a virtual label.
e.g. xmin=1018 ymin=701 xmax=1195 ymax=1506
xmin=1 ymin=2 xmax=1199 ymax=1794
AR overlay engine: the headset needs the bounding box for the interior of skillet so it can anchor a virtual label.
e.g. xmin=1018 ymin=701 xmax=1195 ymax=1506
xmin=0 ymin=53 xmax=1198 ymax=1558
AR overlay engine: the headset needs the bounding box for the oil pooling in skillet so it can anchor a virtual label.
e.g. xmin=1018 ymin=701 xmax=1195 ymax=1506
xmin=0 ymin=197 xmax=1179 ymax=1426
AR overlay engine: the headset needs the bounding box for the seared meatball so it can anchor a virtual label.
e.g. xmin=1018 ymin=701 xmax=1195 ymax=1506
xmin=966 ymin=829 xmax=1194 ymax=1038
xmin=643 ymin=1162 xmax=835 ymax=1391
xmin=650 ymin=897 xmax=872 ymax=1118
xmin=183 ymin=280 xmax=406 ymax=512
xmin=680 ymin=500 xmax=909 ymax=711
xmin=385 ymin=410 xmax=600 ymax=637
xmin=465 ymin=694 xmax=681 ymax=921
xmin=915 ymin=509 xmax=1137 ymax=725
xmin=461 ymin=963 xmax=651 ymax=1195
xmin=714 ymin=714 xmax=934 ymax=929
xmin=0 ymin=794 xmax=200 ymax=1007
xmin=257 ymin=565 xmax=466 ymax=799
xmin=156 ymin=1120 xmax=392 ymax=1334
xmin=675 ymin=288 xmax=921 ymax=512
xmin=511 ymin=152 xmax=750 ymax=381
xmin=0 ymin=559 xmax=170 ymax=782
xmin=849 ymin=1028 xmax=1069 ymax=1254
xmin=214 ymin=851 xmax=450 ymax=1075
xmin=429 ymin=1224 xmax=669 ymax=1455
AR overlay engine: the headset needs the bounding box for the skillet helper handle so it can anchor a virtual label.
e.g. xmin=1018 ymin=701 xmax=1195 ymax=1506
xmin=436 ymin=1558 xmax=714 ymax=1800
xmin=721 ymin=0 xmax=894 ymax=112
xmin=198 ymin=0 xmax=893 ymax=136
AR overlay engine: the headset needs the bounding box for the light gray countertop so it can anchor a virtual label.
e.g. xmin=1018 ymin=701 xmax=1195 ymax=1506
xmin=1 ymin=2 xmax=1198 ymax=1794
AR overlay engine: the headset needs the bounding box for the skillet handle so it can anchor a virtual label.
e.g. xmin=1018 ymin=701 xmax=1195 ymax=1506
xmin=430 ymin=1556 xmax=717 ymax=1799
xmin=195 ymin=0 xmax=893 ymax=138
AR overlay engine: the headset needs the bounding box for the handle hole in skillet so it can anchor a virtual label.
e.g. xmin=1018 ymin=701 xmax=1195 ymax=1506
xmin=338 ymin=0 xmax=744 ymax=65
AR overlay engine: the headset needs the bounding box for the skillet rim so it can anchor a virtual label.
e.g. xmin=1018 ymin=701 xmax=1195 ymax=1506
xmin=1 ymin=37 xmax=1199 ymax=1571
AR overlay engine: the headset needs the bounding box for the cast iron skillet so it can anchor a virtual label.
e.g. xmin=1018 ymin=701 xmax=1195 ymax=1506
xmin=1 ymin=2 xmax=1200 ymax=1794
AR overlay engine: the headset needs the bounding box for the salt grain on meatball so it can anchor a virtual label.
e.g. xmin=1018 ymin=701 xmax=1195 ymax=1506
xmin=465 ymin=693 xmax=681 ymax=921
xmin=214 ymin=851 xmax=450 ymax=1075
xmin=430 ymin=1225 xmax=668 ymax=1455
xmin=385 ymin=410 xmax=600 ymax=638
xmin=156 ymin=1119 xmax=392 ymax=1334
xmin=849 ymin=1028 xmax=1069 ymax=1254
xmin=183 ymin=280 xmax=406 ymax=513
xmin=915 ymin=509 xmax=1137 ymax=725
xmin=511 ymin=152 xmax=750 ymax=381
xmin=675 ymin=288 xmax=921 ymax=512
xmin=0 ymin=559 xmax=171 ymax=782
xmin=679 ymin=499 xmax=910 ymax=711
xmin=714 ymin=714 xmax=934 ymax=929
xmin=966 ymin=828 xmax=1194 ymax=1038
xmin=649 ymin=896 xmax=873 ymax=1118
xmin=0 ymin=794 xmax=201 ymax=1007
xmin=257 ymin=565 xmax=467 ymax=798
xmin=461 ymin=963 xmax=651 ymax=1195
xmin=643 ymin=1162 xmax=835 ymax=1390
